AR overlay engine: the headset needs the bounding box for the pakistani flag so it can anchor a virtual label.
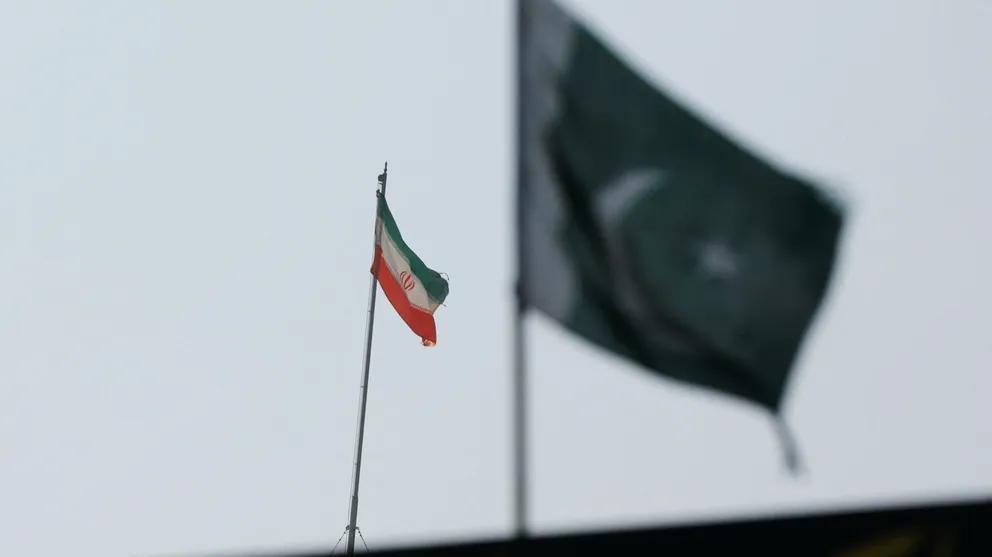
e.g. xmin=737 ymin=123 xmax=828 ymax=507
xmin=373 ymin=193 xmax=449 ymax=346
xmin=518 ymin=0 xmax=844 ymax=411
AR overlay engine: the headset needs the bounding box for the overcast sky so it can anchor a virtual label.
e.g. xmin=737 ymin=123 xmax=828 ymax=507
xmin=2 ymin=1 xmax=991 ymax=556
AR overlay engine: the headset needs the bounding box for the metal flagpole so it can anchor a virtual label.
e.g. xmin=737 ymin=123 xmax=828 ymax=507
xmin=346 ymin=162 xmax=388 ymax=555
xmin=513 ymin=0 xmax=529 ymax=539
xmin=512 ymin=300 xmax=528 ymax=539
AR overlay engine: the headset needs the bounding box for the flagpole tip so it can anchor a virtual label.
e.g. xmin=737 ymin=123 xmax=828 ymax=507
xmin=377 ymin=162 xmax=388 ymax=193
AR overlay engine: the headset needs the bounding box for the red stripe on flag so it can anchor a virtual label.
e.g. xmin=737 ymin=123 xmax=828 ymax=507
xmin=372 ymin=247 xmax=438 ymax=346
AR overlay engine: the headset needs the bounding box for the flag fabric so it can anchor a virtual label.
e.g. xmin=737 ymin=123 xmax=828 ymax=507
xmin=372 ymin=193 xmax=449 ymax=346
xmin=518 ymin=0 xmax=845 ymax=411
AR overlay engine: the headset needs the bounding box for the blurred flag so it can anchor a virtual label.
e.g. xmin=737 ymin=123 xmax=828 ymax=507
xmin=517 ymin=0 xmax=844 ymax=411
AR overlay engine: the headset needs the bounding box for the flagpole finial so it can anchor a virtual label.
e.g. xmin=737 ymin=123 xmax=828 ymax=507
xmin=377 ymin=162 xmax=388 ymax=191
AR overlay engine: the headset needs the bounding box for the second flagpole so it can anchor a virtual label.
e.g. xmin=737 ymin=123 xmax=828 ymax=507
xmin=513 ymin=0 xmax=530 ymax=539
xmin=345 ymin=162 xmax=388 ymax=555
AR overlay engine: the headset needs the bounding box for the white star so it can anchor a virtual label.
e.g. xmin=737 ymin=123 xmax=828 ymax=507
xmin=697 ymin=241 xmax=739 ymax=279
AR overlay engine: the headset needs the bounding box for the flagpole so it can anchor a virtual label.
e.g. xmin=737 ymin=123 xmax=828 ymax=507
xmin=512 ymin=301 xmax=528 ymax=539
xmin=513 ymin=0 xmax=530 ymax=539
xmin=346 ymin=162 xmax=388 ymax=555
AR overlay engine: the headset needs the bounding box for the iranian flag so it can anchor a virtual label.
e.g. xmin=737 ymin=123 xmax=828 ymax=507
xmin=372 ymin=193 xmax=449 ymax=346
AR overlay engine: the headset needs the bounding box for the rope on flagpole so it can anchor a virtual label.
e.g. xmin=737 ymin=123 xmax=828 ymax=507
xmin=356 ymin=527 xmax=371 ymax=553
xmin=329 ymin=527 xmax=348 ymax=554
xmin=774 ymin=415 xmax=805 ymax=476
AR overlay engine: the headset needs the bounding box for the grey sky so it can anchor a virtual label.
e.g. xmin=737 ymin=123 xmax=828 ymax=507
xmin=2 ymin=1 xmax=990 ymax=556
